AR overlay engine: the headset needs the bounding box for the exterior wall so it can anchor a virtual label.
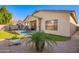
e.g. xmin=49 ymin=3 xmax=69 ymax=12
xmin=0 ymin=25 xmax=7 ymax=30
xmin=24 ymin=16 xmax=39 ymax=31
xmin=33 ymin=12 xmax=70 ymax=37
xmin=70 ymin=15 xmax=77 ymax=35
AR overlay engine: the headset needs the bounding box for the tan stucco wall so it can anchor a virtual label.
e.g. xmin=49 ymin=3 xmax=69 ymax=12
xmin=24 ymin=16 xmax=39 ymax=31
xmin=33 ymin=12 xmax=70 ymax=37
xmin=70 ymin=15 xmax=77 ymax=35
xmin=0 ymin=25 xmax=7 ymax=30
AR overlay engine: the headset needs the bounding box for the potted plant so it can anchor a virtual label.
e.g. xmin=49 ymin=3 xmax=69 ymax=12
xmin=28 ymin=31 xmax=57 ymax=52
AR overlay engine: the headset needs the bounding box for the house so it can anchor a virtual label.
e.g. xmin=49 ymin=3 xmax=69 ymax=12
xmin=11 ymin=20 xmax=24 ymax=30
xmin=24 ymin=10 xmax=77 ymax=37
xmin=0 ymin=25 xmax=7 ymax=30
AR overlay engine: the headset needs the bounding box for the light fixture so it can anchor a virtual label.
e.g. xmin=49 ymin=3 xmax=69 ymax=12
xmin=26 ymin=23 xmax=28 ymax=26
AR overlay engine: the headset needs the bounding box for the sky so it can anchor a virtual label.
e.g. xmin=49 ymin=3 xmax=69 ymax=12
xmin=0 ymin=5 xmax=79 ymax=23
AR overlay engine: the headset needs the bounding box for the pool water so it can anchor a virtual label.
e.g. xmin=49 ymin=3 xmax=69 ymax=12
xmin=16 ymin=30 xmax=32 ymax=35
xmin=9 ymin=30 xmax=32 ymax=45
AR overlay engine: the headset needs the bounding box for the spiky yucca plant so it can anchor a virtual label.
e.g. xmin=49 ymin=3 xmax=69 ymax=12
xmin=27 ymin=31 xmax=57 ymax=52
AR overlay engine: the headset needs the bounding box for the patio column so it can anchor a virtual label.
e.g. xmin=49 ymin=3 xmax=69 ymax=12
xmin=28 ymin=21 xmax=31 ymax=30
xmin=37 ymin=18 xmax=41 ymax=31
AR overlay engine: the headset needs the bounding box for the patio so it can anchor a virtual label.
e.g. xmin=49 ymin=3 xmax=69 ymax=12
xmin=0 ymin=32 xmax=79 ymax=53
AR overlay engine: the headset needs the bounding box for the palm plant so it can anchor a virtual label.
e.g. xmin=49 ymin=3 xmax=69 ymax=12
xmin=0 ymin=6 xmax=12 ymax=24
xmin=27 ymin=31 xmax=57 ymax=52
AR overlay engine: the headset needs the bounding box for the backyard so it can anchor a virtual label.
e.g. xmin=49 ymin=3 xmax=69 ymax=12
xmin=0 ymin=30 xmax=71 ymax=53
xmin=0 ymin=30 xmax=69 ymax=41
xmin=0 ymin=6 xmax=79 ymax=53
xmin=0 ymin=30 xmax=78 ymax=53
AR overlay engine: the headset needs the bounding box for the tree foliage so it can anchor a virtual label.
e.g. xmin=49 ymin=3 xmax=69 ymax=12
xmin=0 ymin=6 xmax=12 ymax=24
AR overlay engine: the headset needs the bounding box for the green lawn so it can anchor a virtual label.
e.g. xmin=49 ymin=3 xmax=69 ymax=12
xmin=0 ymin=31 xmax=24 ymax=39
xmin=47 ymin=34 xmax=70 ymax=41
xmin=0 ymin=31 xmax=70 ymax=41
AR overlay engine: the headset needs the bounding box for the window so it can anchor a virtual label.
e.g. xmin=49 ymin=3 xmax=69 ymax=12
xmin=45 ymin=19 xmax=58 ymax=30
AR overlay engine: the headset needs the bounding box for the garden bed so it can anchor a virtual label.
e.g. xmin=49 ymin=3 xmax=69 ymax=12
xmin=47 ymin=34 xmax=70 ymax=41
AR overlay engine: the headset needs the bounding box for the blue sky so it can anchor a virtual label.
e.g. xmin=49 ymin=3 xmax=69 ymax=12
xmin=1 ymin=5 xmax=79 ymax=23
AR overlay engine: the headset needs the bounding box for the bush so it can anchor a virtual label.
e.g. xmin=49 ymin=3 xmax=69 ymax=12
xmin=28 ymin=31 xmax=57 ymax=52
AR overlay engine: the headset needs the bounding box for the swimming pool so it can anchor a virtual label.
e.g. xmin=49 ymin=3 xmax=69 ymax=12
xmin=16 ymin=30 xmax=32 ymax=35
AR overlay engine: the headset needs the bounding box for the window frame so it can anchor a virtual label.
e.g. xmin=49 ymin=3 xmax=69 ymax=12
xmin=45 ymin=19 xmax=58 ymax=31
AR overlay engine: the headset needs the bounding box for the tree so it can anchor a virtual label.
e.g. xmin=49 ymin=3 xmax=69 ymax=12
xmin=0 ymin=6 xmax=12 ymax=24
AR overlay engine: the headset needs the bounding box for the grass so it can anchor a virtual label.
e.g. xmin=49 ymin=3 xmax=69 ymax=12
xmin=0 ymin=31 xmax=70 ymax=41
xmin=0 ymin=31 xmax=24 ymax=39
xmin=47 ymin=34 xmax=70 ymax=41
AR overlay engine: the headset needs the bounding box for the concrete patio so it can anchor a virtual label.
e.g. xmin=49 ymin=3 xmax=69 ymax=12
xmin=0 ymin=31 xmax=79 ymax=53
